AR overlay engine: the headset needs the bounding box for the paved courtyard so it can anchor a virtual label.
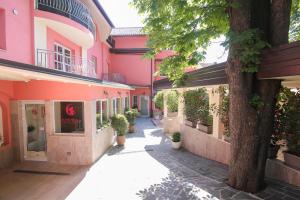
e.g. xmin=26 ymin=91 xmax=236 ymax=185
xmin=0 ymin=118 xmax=300 ymax=200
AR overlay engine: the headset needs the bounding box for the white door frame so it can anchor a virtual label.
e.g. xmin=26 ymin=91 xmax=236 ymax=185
xmin=22 ymin=101 xmax=47 ymax=161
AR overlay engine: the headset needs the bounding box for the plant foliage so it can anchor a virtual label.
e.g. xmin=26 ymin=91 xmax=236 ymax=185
xmin=166 ymin=90 xmax=179 ymax=112
xmin=172 ymin=132 xmax=181 ymax=142
xmin=183 ymin=88 xmax=211 ymax=127
xmin=153 ymin=91 xmax=164 ymax=110
xmin=111 ymin=114 xmax=129 ymax=136
xmin=275 ymin=87 xmax=300 ymax=156
xmin=125 ymin=109 xmax=139 ymax=125
xmin=132 ymin=0 xmax=229 ymax=81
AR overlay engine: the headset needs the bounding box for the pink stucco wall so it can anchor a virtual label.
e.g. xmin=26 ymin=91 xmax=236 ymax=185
xmin=114 ymin=36 xmax=148 ymax=49
xmin=111 ymin=54 xmax=152 ymax=86
xmin=0 ymin=81 xmax=14 ymax=149
xmin=0 ymin=0 xmax=33 ymax=64
xmin=13 ymin=80 xmax=130 ymax=100
xmin=47 ymin=28 xmax=82 ymax=68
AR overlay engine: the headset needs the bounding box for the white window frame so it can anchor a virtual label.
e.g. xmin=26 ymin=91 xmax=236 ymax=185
xmin=96 ymin=99 xmax=109 ymax=131
xmin=0 ymin=105 xmax=4 ymax=146
xmin=53 ymin=101 xmax=85 ymax=135
xmin=54 ymin=43 xmax=72 ymax=73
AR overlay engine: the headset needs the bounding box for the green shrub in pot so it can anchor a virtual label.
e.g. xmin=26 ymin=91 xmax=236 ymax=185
xmin=166 ymin=90 xmax=179 ymax=113
xmin=125 ymin=109 xmax=139 ymax=133
xmin=111 ymin=114 xmax=129 ymax=146
xmin=111 ymin=114 xmax=129 ymax=136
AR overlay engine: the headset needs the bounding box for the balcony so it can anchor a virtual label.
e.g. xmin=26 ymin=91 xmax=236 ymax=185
xmin=36 ymin=0 xmax=96 ymax=37
xmin=36 ymin=49 xmax=97 ymax=78
xmin=102 ymin=73 xmax=127 ymax=84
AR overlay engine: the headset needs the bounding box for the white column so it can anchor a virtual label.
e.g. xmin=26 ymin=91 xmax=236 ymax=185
xmin=177 ymin=88 xmax=186 ymax=124
xmin=163 ymin=91 xmax=168 ymax=118
xmin=208 ymin=86 xmax=222 ymax=139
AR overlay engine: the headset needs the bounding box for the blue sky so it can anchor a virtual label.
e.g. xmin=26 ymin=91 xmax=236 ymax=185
xmin=98 ymin=0 xmax=227 ymax=63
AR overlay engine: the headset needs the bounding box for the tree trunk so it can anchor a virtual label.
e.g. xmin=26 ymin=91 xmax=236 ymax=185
xmin=226 ymin=0 xmax=291 ymax=193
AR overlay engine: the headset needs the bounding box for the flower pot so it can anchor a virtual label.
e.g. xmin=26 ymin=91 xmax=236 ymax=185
xmin=116 ymin=135 xmax=126 ymax=146
xmin=128 ymin=125 xmax=135 ymax=133
xmin=172 ymin=141 xmax=181 ymax=149
xmin=284 ymin=152 xmax=300 ymax=170
xmin=268 ymin=145 xmax=280 ymax=159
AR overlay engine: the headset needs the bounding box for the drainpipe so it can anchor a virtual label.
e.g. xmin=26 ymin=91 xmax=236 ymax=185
xmin=150 ymin=58 xmax=153 ymax=117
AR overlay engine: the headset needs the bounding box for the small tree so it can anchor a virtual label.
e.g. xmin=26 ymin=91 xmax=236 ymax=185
xmin=166 ymin=90 xmax=178 ymax=113
xmin=111 ymin=114 xmax=129 ymax=136
xmin=153 ymin=91 xmax=164 ymax=110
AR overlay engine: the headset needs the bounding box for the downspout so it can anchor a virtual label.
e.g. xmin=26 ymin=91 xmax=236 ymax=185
xmin=150 ymin=58 xmax=153 ymax=117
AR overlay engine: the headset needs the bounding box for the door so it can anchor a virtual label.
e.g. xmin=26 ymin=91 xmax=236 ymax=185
xmin=140 ymin=96 xmax=149 ymax=116
xmin=24 ymin=103 xmax=47 ymax=161
xmin=54 ymin=43 xmax=72 ymax=73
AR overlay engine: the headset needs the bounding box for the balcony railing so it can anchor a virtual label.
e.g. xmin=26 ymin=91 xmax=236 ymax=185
xmin=36 ymin=0 xmax=96 ymax=37
xmin=36 ymin=49 xmax=97 ymax=78
xmin=102 ymin=73 xmax=127 ymax=84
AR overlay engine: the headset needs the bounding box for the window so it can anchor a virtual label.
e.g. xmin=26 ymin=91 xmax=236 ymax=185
xmin=116 ymin=98 xmax=122 ymax=114
xmin=96 ymin=100 xmax=108 ymax=130
xmin=54 ymin=102 xmax=84 ymax=134
xmin=112 ymin=99 xmax=117 ymax=116
xmin=91 ymin=56 xmax=97 ymax=74
xmin=0 ymin=8 xmax=6 ymax=50
xmin=124 ymin=97 xmax=129 ymax=111
xmin=0 ymin=105 xmax=3 ymax=145
xmin=54 ymin=43 xmax=72 ymax=72
xmin=133 ymin=96 xmax=138 ymax=109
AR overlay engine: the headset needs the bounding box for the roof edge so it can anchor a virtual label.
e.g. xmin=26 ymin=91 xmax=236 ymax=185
xmin=92 ymin=0 xmax=115 ymax=28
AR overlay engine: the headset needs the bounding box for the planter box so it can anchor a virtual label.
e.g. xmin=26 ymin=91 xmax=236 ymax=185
xmin=185 ymin=120 xmax=193 ymax=127
xmin=284 ymin=152 xmax=300 ymax=170
xmin=167 ymin=112 xmax=178 ymax=117
xmin=196 ymin=123 xmax=212 ymax=134
xmin=153 ymin=111 xmax=162 ymax=120
xmin=268 ymin=145 xmax=280 ymax=159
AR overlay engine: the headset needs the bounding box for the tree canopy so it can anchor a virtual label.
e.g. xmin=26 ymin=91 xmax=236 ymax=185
xmin=133 ymin=0 xmax=300 ymax=81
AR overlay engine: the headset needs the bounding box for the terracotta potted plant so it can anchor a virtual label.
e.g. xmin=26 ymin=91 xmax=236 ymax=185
xmin=111 ymin=114 xmax=129 ymax=146
xmin=125 ymin=109 xmax=139 ymax=133
xmin=171 ymin=132 xmax=181 ymax=149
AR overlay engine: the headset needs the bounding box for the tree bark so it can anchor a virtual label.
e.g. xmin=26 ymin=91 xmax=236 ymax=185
xmin=226 ymin=0 xmax=291 ymax=193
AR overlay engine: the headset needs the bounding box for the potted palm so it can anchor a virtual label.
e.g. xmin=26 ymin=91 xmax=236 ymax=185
xmin=125 ymin=109 xmax=139 ymax=133
xmin=111 ymin=114 xmax=129 ymax=146
xmin=171 ymin=132 xmax=181 ymax=149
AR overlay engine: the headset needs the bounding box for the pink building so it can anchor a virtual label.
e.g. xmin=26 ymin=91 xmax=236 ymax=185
xmin=0 ymin=0 xmax=165 ymax=167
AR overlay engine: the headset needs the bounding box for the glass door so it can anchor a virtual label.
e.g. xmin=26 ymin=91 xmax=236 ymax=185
xmin=25 ymin=103 xmax=47 ymax=161
xmin=140 ymin=96 xmax=149 ymax=116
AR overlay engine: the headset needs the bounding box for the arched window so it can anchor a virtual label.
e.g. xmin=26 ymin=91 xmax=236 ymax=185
xmin=0 ymin=105 xmax=3 ymax=145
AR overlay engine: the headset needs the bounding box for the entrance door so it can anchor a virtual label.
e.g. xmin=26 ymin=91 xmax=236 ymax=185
xmin=140 ymin=96 xmax=149 ymax=116
xmin=24 ymin=103 xmax=47 ymax=161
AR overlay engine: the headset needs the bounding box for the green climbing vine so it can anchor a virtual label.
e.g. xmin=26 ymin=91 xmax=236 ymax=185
xmin=223 ymin=29 xmax=270 ymax=73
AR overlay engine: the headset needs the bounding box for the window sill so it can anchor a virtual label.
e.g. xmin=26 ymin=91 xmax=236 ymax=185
xmin=52 ymin=133 xmax=85 ymax=137
xmin=96 ymin=126 xmax=110 ymax=134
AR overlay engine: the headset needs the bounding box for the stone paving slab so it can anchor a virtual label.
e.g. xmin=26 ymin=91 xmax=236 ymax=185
xmin=128 ymin=118 xmax=300 ymax=200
